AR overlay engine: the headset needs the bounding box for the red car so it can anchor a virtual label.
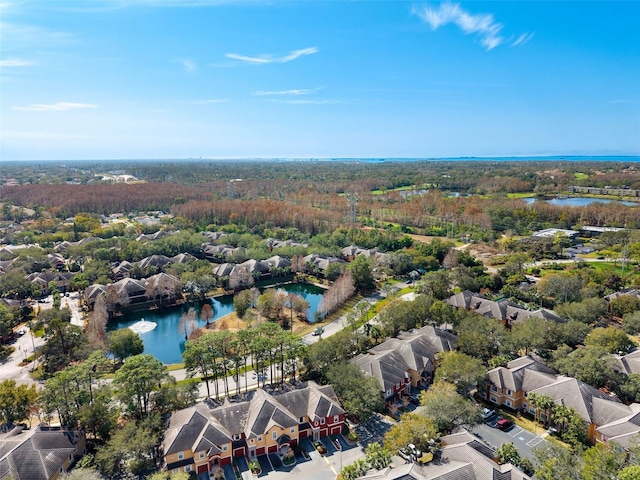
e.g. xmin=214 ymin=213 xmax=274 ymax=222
xmin=496 ymin=418 xmax=514 ymax=431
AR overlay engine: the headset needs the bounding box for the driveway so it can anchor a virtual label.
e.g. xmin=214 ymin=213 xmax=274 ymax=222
xmin=352 ymin=413 xmax=394 ymax=448
xmin=256 ymin=454 xmax=273 ymax=476
xmin=0 ymin=325 xmax=45 ymax=387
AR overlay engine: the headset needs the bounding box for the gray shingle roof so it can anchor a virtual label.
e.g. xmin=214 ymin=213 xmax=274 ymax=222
xmin=0 ymin=425 xmax=82 ymax=480
xmin=351 ymin=326 xmax=457 ymax=395
xmin=488 ymin=356 xmax=556 ymax=393
xmin=164 ymin=382 xmax=344 ymax=455
xmin=530 ymin=376 xmax=622 ymax=424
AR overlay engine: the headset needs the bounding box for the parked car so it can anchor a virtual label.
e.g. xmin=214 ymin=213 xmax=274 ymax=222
xmin=17 ymin=329 xmax=26 ymax=336
xmin=481 ymin=408 xmax=496 ymax=421
xmin=496 ymin=418 xmax=514 ymax=431
xmin=313 ymin=441 xmax=327 ymax=455
xmin=312 ymin=326 xmax=324 ymax=336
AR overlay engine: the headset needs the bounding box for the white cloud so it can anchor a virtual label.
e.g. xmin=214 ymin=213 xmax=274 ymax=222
xmin=225 ymin=47 xmax=318 ymax=65
xmin=413 ymin=2 xmax=508 ymax=51
xmin=187 ymin=99 xmax=227 ymax=104
xmin=1 ymin=21 xmax=74 ymax=49
xmin=264 ymin=99 xmax=339 ymax=105
xmin=12 ymin=102 xmax=99 ymax=112
xmin=512 ymin=32 xmax=534 ymax=47
xmin=0 ymin=58 xmax=34 ymax=67
xmin=253 ymin=88 xmax=321 ymax=96
xmin=177 ymin=57 xmax=197 ymax=72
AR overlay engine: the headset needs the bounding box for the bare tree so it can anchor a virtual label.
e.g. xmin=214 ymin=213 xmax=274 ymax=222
xmin=228 ymin=266 xmax=254 ymax=291
xmin=200 ymin=302 xmax=214 ymax=325
xmin=86 ymin=294 xmax=108 ymax=349
xmin=178 ymin=307 xmax=199 ymax=340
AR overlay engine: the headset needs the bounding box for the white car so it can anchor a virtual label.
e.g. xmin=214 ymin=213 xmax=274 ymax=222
xmin=481 ymin=408 xmax=496 ymax=420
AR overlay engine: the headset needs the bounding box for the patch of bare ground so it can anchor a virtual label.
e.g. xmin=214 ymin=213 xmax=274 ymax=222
xmin=467 ymin=243 xmax=504 ymax=267
xmin=191 ymin=308 xmax=312 ymax=337
xmin=406 ymin=233 xmax=438 ymax=243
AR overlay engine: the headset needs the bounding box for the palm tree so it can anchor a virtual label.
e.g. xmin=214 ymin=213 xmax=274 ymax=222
xmin=365 ymin=442 xmax=392 ymax=470
xmin=182 ymin=338 xmax=213 ymax=399
xmin=551 ymin=404 xmax=572 ymax=434
xmin=526 ymin=392 xmax=541 ymax=425
xmin=236 ymin=329 xmax=253 ymax=394
xmin=538 ymin=394 xmax=555 ymax=427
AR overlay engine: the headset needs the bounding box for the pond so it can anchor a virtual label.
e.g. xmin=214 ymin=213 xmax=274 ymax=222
xmin=107 ymin=283 xmax=325 ymax=364
xmin=524 ymin=197 xmax=638 ymax=207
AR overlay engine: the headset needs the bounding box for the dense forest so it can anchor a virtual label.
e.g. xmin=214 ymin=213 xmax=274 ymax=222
xmin=3 ymin=160 xmax=640 ymax=238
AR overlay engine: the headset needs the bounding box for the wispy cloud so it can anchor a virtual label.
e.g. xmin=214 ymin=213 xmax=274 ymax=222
xmin=186 ymin=99 xmax=227 ymax=105
xmin=253 ymin=88 xmax=321 ymax=96
xmin=609 ymin=99 xmax=638 ymax=105
xmin=225 ymin=47 xmax=318 ymax=65
xmin=264 ymin=99 xmax=339 ymax=105
xmin=0 ymin=58 xmax=34 ymax=67
xmin=1 ymin=21 xmax=74 ymax=49
xmin=512 ymin=32 xmax=534 ymax=47
xmin=413 ymin=2 xmax=507 ymax=50
xmin=176 ymin=57 xmax=197 ymax=73
xmin=12 ymin=102 xmax=99 ymax=112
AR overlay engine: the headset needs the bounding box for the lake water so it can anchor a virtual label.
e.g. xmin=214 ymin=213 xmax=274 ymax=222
xmin=108 ymin=283 xmax=325 ymax=364
xmin=524 ymin=197 xmax=638 ymax=207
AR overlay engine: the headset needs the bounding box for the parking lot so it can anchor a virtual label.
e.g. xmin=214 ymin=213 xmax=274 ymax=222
xmin=351 ymin=413 xmax=394 ymax=448
xmin=193 ymin=415 xmax=392 ymax=479
xmin=471 ymin=419 xmax=548 ymax=462
xmin=211 ymin=432 xmax=368 ymax=480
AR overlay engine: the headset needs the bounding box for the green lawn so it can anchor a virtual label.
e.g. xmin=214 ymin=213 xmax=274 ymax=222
xmin=506 ymin=192 xmax=536 ymax=199
xmin=574 ymin=172 xmax=589 ymax=180
xmin=370 ymin=184 xmax=431 ymax=195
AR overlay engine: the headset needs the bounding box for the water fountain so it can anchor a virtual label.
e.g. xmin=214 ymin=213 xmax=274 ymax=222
xmin=128 ymin=318 xmax=157 ymax=334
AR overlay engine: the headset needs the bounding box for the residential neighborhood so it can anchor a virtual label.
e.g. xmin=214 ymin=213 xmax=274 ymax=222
xmin=3 ymin=160 xmax=640 ymax=480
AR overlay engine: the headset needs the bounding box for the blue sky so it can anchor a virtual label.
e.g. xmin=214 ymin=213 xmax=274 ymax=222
xmin=1 ymin=0 xmax=639 ymax=160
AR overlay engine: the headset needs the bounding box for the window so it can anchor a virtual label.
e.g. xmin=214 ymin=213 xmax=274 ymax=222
xmin=258 ymin=435 xmax=263 ymax=442
xmin=199 ymin=452 xmax=205 ymax=459
xmin=178 ymin=452 xmax=184 ymax=460
xmin=185 ymin=465 xmax=192 ymax=473
xmin=490 ymin=396 xmax=497 ymax=403
xmin=250 ymin=439 xmax=254 ymax=444
xmin=222 ymin=445 xmax=228 ymax=451
xmin=290 ymin=427 xmax=295 ymax=433
xmin=506 ymin=400 xmax=512 ymax=407
xmin=334 ymin=415 xmax=340 ymax=423
xmin=272 ymin=431 xmax=277 ymax=440
xmin=320 ymin=418 xmax=325 ymax=425
xmin=506 ymin=389 xmax=512 ymax=396
xmin=491 ymin=386 xmax=498 ymax=392
xmin=233 ymin=434 xmax=241 ymax=441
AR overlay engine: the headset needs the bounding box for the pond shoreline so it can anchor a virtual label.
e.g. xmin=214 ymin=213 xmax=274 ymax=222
xmin=108 ymin=282 xmax=327 ymax=364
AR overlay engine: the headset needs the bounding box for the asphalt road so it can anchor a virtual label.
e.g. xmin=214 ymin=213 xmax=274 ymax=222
xmin=0 ymin=324 xmax=45 ymax=386
xmin=470 ymin=421 xmax=549 ymax=462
